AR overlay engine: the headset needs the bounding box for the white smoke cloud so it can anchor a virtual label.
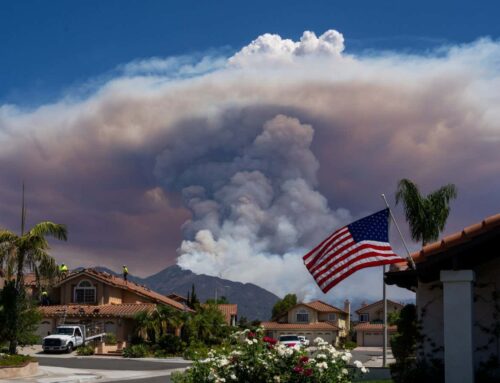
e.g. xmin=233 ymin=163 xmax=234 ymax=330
xmin=174 ymin=115 xmax=352 ymax=297
xmin=229 ymin=29 xmax=345 ymax=66
xmin=2 ymin=29 xmax=500 ymax=303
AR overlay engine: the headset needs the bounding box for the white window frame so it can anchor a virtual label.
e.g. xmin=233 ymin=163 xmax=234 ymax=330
xmin=296 ymin=309 xmax=309 ymax=323
xmin=328 ymin=313 xmax=337 ymax=321
xmin=359 ymin=313 xmax=369 ymax=322
xmin=74 ymin=280 xmax=96 ymax=304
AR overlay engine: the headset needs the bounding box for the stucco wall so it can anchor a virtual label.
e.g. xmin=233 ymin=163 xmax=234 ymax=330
xmin=417 ymin=258 xmax=500 ymax=370
xmin=357 ymin=302 xmax=402 ymax=322
xmin=288 ymin=305 xmax=318 ymax=324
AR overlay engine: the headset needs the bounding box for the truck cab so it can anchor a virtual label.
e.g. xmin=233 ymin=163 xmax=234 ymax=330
xmin=42 ymin=325 xmax=84 ymax=353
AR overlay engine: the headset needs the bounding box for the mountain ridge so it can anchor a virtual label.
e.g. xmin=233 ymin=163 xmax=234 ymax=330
xmin=84 ymin=265 xmax=280 ymax=321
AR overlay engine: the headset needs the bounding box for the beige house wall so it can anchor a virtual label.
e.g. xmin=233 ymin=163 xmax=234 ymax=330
xmin=288 ymin=305 xmax=318 ymax=324
xmin=357 ymin=301 xmax=402 ymax=322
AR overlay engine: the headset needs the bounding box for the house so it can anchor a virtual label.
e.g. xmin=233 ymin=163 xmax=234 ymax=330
xmin=385 ymin=212 xmax=500 ymax=383
xmin=37 ymin=268 xmax=193 ymax=350
xmin=355 ymin=299 xmax=403 ymax=323
xmin=354 ymin=299 xmax=403 ymax=347
xmin=217 ymin=304 xmax=238 ymax=326
xmin=261 ymin=300 xmax=350 ymax=345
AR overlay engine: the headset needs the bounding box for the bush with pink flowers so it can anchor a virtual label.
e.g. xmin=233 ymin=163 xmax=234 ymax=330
xmin=171 ymin=327 xmax=368 ymax=383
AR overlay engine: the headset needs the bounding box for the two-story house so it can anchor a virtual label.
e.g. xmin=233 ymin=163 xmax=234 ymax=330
xmin=261 ymin=300 xmax=350 ymax=345
xmin=37 ymin=268 xmax=193 ymax=348
xmin=354 ymin=299 xmax=403 ymax=347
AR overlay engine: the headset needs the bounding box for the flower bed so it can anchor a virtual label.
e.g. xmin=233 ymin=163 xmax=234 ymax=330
xmin=172 ymin=328 xmax=368 ymax=383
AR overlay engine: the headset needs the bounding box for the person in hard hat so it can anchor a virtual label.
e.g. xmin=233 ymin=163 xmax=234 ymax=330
xmin=59 ymin=263 xmax=68 ymax=273
xmin=41 ymin=289 xmax=49 ymax=305
xmin=123 ymin=265 xmax=129 ymax=281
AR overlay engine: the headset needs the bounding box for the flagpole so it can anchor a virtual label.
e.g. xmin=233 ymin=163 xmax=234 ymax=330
xmin=383 ymin=264 xmax=387 ymax=367
xmin=380 ymin=193 xmax=414 ymax=368
xmin=380 ymin=194 xmax=416 ymax=270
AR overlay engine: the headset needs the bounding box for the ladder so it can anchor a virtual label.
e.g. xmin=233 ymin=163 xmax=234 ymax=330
xmin=60 ymin=306 xmax=68 ymax=325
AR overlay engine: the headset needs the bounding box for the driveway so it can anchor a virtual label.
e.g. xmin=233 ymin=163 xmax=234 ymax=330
xmin=351 ymin=346 xmax=394 ymax=367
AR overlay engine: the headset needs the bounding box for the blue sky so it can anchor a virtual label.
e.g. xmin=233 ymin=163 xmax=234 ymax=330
xmin=2 ymin=0 xmax=500 ymax=105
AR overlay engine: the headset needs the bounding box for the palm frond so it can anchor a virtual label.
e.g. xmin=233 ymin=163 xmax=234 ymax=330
xmin=29 ymin=222 xmax=68 ymax=241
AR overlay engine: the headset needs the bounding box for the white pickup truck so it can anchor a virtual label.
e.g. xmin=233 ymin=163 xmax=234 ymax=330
xmin=42 ymin=325 xmax=105 ymax=353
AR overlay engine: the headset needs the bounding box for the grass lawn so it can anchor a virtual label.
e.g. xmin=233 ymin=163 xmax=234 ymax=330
xmin=0 ymin=354 xmax=35 ymax=367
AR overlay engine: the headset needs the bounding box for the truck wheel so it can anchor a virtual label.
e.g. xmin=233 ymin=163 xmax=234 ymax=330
xmin=66 ymin=343 xmax=73 ymax=353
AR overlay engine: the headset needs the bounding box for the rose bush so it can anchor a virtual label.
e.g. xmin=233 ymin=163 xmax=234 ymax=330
xmin=172 ymin=327 xmax=368 ymax=383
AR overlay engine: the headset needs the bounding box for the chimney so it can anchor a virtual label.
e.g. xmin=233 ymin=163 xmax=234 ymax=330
xmin=344 ymin=299 xmax=351 ymax=332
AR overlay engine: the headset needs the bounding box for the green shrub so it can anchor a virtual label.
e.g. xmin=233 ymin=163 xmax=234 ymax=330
xmin=183 ymin=341 xmax=210 ymax=361
xmin=343 ymin=340 xmax=357 ymax=350
xmin=157 ymin=334 xmax=184 ymax=355
xmin=76 ymin=345 xmax=94 ymax=356
xmin=0 ymin=354 xmax=35 ymax=367
xmin=104 ymin=333 xmax=117 ymax=345
xmin=123 ymin=344 xmax=149 ymax=358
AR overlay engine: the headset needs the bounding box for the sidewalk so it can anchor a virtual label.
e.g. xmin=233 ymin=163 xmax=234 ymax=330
xmin=1 ymin=365 xmax=187 ymax=383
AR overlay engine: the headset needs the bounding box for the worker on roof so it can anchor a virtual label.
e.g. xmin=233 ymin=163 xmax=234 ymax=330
xmin=123 ymin=265 xmax=129 ymax=281
xmin=59 ymin=263 xmax=68 ymax=275
xmin=41 ymin=289 xmax=49 ymax=305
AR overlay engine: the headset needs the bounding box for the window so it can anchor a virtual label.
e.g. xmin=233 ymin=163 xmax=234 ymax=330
xmin=359 ymin=313 xmax=369 ymax=322
xmin=74 ymin=280 xmax=96 ymax=304
xmin=75 ymin=328 xmax=82 ymax=337
xmin=296 ymin=309 xmax=309 ymax=323
xmin=328 ymin=313 xmax=337 ymax=321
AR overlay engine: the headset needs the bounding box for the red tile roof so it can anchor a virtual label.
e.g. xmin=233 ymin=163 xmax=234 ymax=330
xmin=261 ymin=321 xmax=339 ymax=331
xmin=217 ymin=304 xmax=237 ymax=323
xmin=355 ymin=299 xmax=404 ymax=315
xmin=39 ymin=304 xmax=156 ymax=318
xmin=55 ymin=269 xmax=193 ymax=312
xmin=302 ymin=300 xmax=347 ymax=315
xmin=393 ymin=212 xmax=500 ymax=270
xmin=354 ymin=323 xmax=397 ymax=331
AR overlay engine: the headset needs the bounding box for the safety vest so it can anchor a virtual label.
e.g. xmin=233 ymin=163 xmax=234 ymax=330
xmin=123 ymin=267 xmax=129 ymax=274
xmin=42 ymin=291 xmax=48 ymax=297
xmin=60 ymin=265 xmax=68 ymax=272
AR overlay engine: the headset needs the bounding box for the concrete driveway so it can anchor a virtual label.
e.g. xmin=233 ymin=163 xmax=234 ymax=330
xmin=351 ymin=346 xmax=394 ymax=367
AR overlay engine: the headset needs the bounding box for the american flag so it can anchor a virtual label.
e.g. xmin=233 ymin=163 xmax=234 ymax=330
xmin=303 ymin=209 xmax=404 ymax=293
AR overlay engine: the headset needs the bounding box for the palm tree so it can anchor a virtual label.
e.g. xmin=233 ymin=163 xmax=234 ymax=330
xmin=0 ymin=221 xmax=67 ymax=291
xmin=395 ymin=179 xmax=457 ymax=246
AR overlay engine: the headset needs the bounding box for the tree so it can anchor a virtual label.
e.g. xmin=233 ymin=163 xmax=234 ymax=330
xmin=0 ymin=221 xmax=67 ymax=291
xmin=206 ymin=296 xmax=229 ymax=304
xmin=0 ymin=221 xmax=67 ymax=353
xmin=185 ymin=303 xmax=228 ymax=345
xmin=395 ymin=179 xmax=457 ymax=246
xmin=188 ymin=284 xmax=199 ymax=309
xmin=0 ymin=281 xmax=42 ymax=354
xmin=271 ymin=293 xmax=297 ymax=319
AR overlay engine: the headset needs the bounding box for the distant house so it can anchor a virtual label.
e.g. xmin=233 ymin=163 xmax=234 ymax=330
xmin=217 ymin=304 xmax=238 ymax=326
xmin=262 ymin=300 xmax=350 ymax=345
xmin=354 ymin=299 xmax=403 ymax=347
xmin=37 ymin=268 xmax=193 ymax=350
xmin=385 ymin=212 xmax=500 ymax=383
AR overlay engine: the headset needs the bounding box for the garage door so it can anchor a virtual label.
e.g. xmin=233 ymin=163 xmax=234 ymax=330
xmin=364 ymin=332 xmax=383 ymax=347
xmin=37 ymin=321 xmax=53 ymax=342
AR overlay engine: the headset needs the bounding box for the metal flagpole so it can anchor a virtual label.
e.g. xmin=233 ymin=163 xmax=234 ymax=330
xmin=383 ymin=264 xmax=387 ymax=367
xmin=381 ymin=194 xmax=416 ymax=269
xmin=380 ymin=193 xmax=415 ymax=367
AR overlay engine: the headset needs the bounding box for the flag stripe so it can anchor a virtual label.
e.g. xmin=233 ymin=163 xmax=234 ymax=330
xmin=310 ymin=241 xmax=394 ymax=277
xmin=320 ymin=258 xmax=404 ymax=293
xmin=306 ymin=232 xmax=354 ymax=270
xmin=308 ymin=235 xmax=355 ymax=273
xmin=303 ymin=227 xmax=349 ymax=266
xmin=316 ymin=250 xmax=399 ymax=287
